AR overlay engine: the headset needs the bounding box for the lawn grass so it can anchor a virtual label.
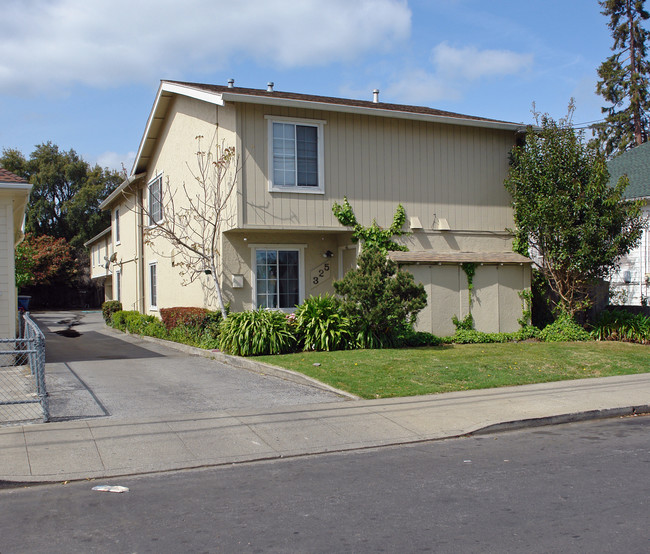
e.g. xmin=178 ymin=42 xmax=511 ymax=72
xmin=256 ymin=341 xmax=650 ymax=399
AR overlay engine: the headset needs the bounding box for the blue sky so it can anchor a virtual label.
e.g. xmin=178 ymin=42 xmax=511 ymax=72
xmin=1 ymin=0 xmax=626 ymax=172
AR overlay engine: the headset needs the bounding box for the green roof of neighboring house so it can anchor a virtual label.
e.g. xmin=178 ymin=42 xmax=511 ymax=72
xmin=607 ymin=141 xmax=650 ymax=199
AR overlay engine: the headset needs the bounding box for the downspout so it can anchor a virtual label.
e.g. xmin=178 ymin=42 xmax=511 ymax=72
xmin=137 ymin=187 xmax=146 ymax=313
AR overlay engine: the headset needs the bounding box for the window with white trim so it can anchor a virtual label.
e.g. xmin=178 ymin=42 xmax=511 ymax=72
xmin=267 ymin=117 xmax=324 ymax=193
xmin=149 ymin=263 xmax=157 ymax=309
xmin=114 ymin=209 xmax=120 ymax=244
xmin=148 ymin=175 xmax=163 ymax=224
xmin=254 ymin=248 xmax=301 ymax=309
xmin=115 ymin=269 xmax=121 ymax=302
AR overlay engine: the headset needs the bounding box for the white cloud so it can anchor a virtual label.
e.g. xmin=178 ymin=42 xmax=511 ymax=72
xmin=385 ymin=69 xmax=459 ymax=105
xmin=0 ymin=0 xmax=411 ymax=94
xmin=95 ymin=150 xmax=136 ymax=172
xmin=431 ymin=42 xmax=533 ymax=80
xmin=384 ymin=42 xmax=533 ymax=105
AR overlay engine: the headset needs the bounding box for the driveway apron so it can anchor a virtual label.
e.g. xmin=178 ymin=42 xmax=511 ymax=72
xmin=34 ymin=311 xmax=344 ymax=421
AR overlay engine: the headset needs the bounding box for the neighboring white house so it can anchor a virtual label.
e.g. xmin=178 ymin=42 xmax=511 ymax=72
xmin=98 ymin=80 xmax=532 ymax=336
xmin=607 ymin=142 xmax=650 ymax=305
xmin=0 ymin=168 xmax=32 ymax=338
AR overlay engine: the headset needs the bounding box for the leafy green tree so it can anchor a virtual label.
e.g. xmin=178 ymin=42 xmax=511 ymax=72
xmin=333 ymin=244 xmax=427 ymax=347
xmin=504 ymin=103 xmax=645 ymax=317
xmin=14 ymin=240 xmax=37 ymax=287
xmin=1 ymin=142 xmax=122 ymax=248
xmin=595 ymin=0 xmax=650 ymax=155
xmin=332 ymin=196 xmax=409 ymax=252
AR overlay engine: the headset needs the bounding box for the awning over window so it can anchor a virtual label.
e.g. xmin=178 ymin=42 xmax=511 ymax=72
xmin=388 ymin=251 xmax=532 ymax=265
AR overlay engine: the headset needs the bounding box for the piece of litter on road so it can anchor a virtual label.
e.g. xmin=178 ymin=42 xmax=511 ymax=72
xmin=463 ymin=460 xmax=472 ymax=463
xmin=313 ymin=363 xmax=321 ymax=367
xmin=92 ymin=485 xmax=129 ymax=493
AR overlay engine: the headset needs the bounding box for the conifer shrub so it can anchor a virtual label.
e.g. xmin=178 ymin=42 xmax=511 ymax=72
xmin=333 ymin=245 xmax=427 ymax=348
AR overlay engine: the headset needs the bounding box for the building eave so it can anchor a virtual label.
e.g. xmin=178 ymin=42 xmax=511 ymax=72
xmin=99 ymin=173 xmax=146 ymax=210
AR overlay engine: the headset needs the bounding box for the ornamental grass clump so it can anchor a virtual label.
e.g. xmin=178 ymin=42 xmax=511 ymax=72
xmin=219 ymin=309 xmax=296 ymax=356
xmin=294 ymin=294 xmax=352 ymax=351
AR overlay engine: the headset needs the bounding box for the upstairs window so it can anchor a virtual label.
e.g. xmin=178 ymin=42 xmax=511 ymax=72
xmin=267 ymin=117 xmax=324 ymax=193
xmin=148 ymin=175 xmax=163 ymax=224
xmin=114 ymin=209 xmax=120 ymax=244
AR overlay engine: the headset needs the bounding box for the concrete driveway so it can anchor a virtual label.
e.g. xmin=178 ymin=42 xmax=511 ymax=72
xmin=34 ymin=311 xmax=345 ymax=421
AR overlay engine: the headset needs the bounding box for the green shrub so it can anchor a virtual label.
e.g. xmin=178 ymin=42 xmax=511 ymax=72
xmin=591 ymin=310 xmax=650 ymax=343
xmin=294 ymin=294 xmax=352 ymax=351
xmin=142 ymin=319 xmax=168 ymax=339
xmin=125 ymin=312 xmax=156 ymax=334
xmin=397 ymin=330 xmax=443 ymax=347
xmin=102 ymin=300 xmax=122 ymax=323
xmin=219 ymin=309 xmax=296 ymax=356
xmin=110 ymin=310 xmax=139 ymax=331
xmin=539 ymin=314 xmax=591 ymax=342
xmin=334 ymin=245 xmax=427 ymax=348
xmin=452 ymin=313 xmax=474 ymax=331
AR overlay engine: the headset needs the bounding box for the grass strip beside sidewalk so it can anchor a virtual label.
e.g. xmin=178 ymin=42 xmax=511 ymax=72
xmin=257 ymin=342 xmax=650 ymax=399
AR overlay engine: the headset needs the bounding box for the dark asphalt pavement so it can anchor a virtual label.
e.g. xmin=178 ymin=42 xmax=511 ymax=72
xmin=1 ymin=416 xmax=648 ymax=553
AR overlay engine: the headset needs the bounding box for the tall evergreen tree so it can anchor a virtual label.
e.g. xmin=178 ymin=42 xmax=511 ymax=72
xmin=1 ymin=142 xmax=122 ymax=248
xmin=595 ymin=0 xmax=650 ymax=156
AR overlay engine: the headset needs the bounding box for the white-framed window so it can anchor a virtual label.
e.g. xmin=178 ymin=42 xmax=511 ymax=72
xmin=148 ymin=175 xmax=163 ymax=224
xmin=115 ymin=268 xmax=121 ymax=302
xmin=149 ymin=262 xmax=158 ymax=309
xmin=114 ymin=209 xmax=120 ymax=244
xmin=266 ymin=116 xmax=325 ymax=193
xmin=251 ymin=245 xmax=306 ymax=310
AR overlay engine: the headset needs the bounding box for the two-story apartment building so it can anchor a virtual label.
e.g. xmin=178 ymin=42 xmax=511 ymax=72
xmin=84 ymin=227 xmax=114 ymax=302
xmin=99 ymin=80 xmax=531 ymax=336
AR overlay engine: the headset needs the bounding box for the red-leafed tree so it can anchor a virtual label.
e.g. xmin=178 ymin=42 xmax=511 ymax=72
xmin=15 ymin=233 xmax=76 ymax=287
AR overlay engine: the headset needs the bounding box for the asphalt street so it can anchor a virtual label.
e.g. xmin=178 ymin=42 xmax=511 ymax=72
xmin=35 ymin=311 xmax=344 ymax=421
xmin=1 ymin=416 xmax=648 ymax=553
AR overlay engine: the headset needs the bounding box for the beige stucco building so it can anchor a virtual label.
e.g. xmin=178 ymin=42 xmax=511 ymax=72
xmin=99 ymin=81 xmax=532 ymax=336
xmin=0 ymin=168 xmax=32 ymax=338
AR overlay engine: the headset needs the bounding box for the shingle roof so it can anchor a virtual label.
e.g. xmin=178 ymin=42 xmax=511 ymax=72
xmin=0 ymin=167 xmax=28 ymax=184
xmin=166 ymin=80 xmax=520 ymax=127
xmin=389 ymin=251 xmax=532 ymax=264
xmin=607 ymin=141 xmax=650 ymax=199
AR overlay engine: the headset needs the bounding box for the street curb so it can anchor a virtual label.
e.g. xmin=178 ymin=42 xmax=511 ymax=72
xmin=105 ymin=326 xmax=360 ymax=400
xmin=470 ymin=405 xmax=650 ymax=435
xmin=2 ymin=405 xmax=647 ymax=488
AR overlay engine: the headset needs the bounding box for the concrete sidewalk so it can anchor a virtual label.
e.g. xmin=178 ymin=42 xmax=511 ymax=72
xmin=1 ymin=373 xmax=649 ymax=484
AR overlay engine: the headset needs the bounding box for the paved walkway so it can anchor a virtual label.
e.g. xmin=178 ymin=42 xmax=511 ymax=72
xmin=2 ymin=373 xmax=649 ymax=483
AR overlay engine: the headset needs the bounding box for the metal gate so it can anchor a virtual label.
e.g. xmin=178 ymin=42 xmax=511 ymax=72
xmin=0 ymin=313 xmax=48 ymax=425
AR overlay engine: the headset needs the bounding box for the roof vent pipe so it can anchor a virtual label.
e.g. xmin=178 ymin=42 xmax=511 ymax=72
xmin=227 ymin=78 xmax=234 ymax=88
xmin=373 ymin=89 xmax=379 ymax=103
xmin=267 ymin=82 xmax=274 ymax=92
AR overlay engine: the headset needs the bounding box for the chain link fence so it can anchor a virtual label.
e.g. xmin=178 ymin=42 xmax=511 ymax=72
xmin=0 ymin=313 xmax=48 ymax=425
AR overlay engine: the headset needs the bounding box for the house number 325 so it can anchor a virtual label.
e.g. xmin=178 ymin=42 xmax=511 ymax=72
xmin=311 ymin=262 xmax=331 ymax=287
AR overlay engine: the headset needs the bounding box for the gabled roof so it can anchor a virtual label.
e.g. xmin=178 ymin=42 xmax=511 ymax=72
xmin=0 ymin=167 xmax=29 ymax=185
xmin=83 ymin=226 xmax=112 ymax=248
xmin=0 ymin=167 xmax=32 ymax=245
xmin=130 ymin=80 xmax=526 ymax=177
xmin=607 ymin=141 xmax=650 ymax=199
